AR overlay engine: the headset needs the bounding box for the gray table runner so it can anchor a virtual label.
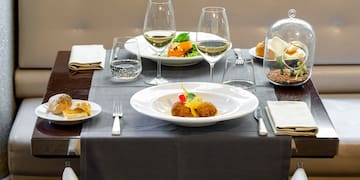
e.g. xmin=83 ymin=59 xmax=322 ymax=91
xmin=81 ymin=50 xmax=291 ymax=180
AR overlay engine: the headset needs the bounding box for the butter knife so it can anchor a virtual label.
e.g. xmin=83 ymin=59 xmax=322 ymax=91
xmin=254 ymin=106 xmax=268 ymax=136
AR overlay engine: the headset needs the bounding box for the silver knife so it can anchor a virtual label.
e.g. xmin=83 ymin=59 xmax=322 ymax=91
xmin=254 ymin=106 xmax=268 ymax=136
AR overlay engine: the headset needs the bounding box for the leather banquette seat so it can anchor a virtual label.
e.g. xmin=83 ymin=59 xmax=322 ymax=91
xmin=1 ymin=0 xmax=359 ymax=179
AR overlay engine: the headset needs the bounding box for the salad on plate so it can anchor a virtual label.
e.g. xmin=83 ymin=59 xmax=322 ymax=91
xmin=165 ymin=32 xmax=200 ymax=58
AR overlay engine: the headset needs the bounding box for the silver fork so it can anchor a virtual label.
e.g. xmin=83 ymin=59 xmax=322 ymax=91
xmin=240 ymin=48 xmax=254 ymax=61
xmin=112 ymin=101 xmax=123 ymax=136
xmin=233 ymin=48 xmax=244 ymax=65
xmin=254 ymin=106 xmax=268 ymax=136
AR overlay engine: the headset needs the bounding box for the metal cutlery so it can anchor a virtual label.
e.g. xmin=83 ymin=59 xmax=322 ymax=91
xmin=112 ymin=101 xmax=123 ymax=136
xmin=254 ymin=106 xmax=268 ymax=136
xmin=233 ymin=48 xmax=244 ymax=64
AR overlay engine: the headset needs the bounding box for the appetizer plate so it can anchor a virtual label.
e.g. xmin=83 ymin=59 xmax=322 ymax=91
xmin=249 ymin=47 xmax=263 ymax=59
xmin=124 ymin=32 xmax=203 ymax=67
xmin=130 ymin=82 xmax=259 ymax=127
xmin=34 ymin=99 xmax=102 ymax=125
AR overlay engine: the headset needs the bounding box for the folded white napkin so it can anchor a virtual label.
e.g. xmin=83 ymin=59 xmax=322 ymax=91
xmin=266 ymin=101 xmax=318 ymax=136
xmin=68 ymin=44 xmax=106 ymax=71
xmin=62 ymin=166 xmax=79 ymax=180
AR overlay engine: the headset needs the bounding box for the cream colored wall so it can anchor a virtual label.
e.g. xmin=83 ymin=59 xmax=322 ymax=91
xmin=16 ymin=0 xmax=360 ymax=97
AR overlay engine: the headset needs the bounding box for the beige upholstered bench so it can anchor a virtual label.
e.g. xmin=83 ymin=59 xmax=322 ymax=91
xmin=1 ymin=0 xmax=360 ymax=179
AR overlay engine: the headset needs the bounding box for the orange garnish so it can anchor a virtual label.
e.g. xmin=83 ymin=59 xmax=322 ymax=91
xmin=168 ymin=41 xmax=193 ymax=57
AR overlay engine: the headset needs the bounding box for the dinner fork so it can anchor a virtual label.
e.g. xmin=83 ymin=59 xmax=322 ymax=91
xmin=233 ymin=48 xmax=244 ymax=65
xmin=240 ymin=48 xmax=254 ymax=61
xmin=112 ymin=101 xmax=123 ymax=136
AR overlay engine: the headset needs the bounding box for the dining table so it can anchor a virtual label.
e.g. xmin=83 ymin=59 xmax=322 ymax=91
xmin=31 ymin=49 xmax=339 ymax=180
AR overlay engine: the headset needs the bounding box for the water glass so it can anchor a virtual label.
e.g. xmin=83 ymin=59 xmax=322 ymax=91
xmin=222 ymin=50 xmax=255 ymax=92
xmin=110 ymin=36 xmax=142 ymax=82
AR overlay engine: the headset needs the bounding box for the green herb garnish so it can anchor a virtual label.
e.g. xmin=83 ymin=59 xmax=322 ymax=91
xmin=173 ymin=32 xmax=190 ymax=43
xmin=185 ymin=44 xmax=201 ymax=57
xmin=186 ymin=93 xmax=196 ymax=103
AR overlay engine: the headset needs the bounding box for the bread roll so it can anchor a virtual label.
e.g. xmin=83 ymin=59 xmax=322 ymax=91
xmin=255 ymin=41 xmax=276 ymax=59
xmin=255 ymin=41 xmax=265 ymax=57
xmin=48 ymin=93 xmax=72 ymax=114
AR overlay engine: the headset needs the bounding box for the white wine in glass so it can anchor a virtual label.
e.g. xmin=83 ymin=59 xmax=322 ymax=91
xmin=143 ymin=0 xmax=176 ymax=85
xmin=196 ymin=7 xmax=231 ymax=81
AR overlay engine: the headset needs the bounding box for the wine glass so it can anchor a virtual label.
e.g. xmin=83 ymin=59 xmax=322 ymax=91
xmin=196 ymin=7 xmax=232 ymax=81
xmin=143 ymin=0 xmax=176 ymax=85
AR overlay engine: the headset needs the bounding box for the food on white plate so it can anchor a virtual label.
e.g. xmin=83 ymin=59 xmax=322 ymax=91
xmin=47 ymin=93 xmax=92 ymax=119
xmin=167 ymin=32 xmax=200 ymax=57
xmin=63 ymin=101 xmax=92 ymax=119
xmin=266 ymin=36 xmax=309 ymax=84
xmin=255 ymin=41 xmax=265 ymax=57
xmin=48 ymin=93 xmax=72 ymax=115
xmin=171 ymin=85 xmax=217 ymax=117
xmin=255 ymin=41 xmax=275 ymax=59
xmin=284 ymin=43 xmax=306 ymax=60
xmin=256 ymin=37 xmax=307 ymax=61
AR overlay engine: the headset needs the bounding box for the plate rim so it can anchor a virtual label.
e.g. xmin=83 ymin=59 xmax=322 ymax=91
xmin=249 ymin=47 xmax=263 ymax=59
xmin=130 ymin=82 xmax=259 ymax=126
xmin=124 ymin=31 xmax=203 ymax=66
xmin=34 ymin=99 xmax=102 ymax=124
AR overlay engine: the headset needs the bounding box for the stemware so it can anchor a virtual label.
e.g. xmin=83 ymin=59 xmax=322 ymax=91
xmin=196 ymin=7 xmax=232 ymax=81
xmin=143 ymin=0 xmax=176 ymax=85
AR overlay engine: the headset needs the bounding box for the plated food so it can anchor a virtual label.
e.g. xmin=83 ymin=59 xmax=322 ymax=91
xmin=171 ymin=85 xmax=217 ymax=117
xmin=48 ymin=93 xmax=73 ymax=115
xmin=251 ymin=37 xmax=311 ymax=85
xmin=124 ymin=32 xmax=203 ymax=66
xmin=167 ymin=32 xmax=200 ymax=58
xmin=130 ymin=82 xmax=259 ymax=127
xmin=35 ymin=93 xmax=102 ymax=124
xmin=47 ymin=93 xmax=92 ymax=119
xmin=255 ymin=41 xmax=265 ymax=57
xmin=249 ymin=41 xmax=275 ymax=59
xmin=263 ymin=36 xmax=310 ymax=85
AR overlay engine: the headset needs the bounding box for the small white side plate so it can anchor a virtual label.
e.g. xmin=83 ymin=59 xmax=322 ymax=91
xmin=249 ymin=47 xmax=263 ymax=59
xmin=35 ymin=99 xmax=102 ymax=125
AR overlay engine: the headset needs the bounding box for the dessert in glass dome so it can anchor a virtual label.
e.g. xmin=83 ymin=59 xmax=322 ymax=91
xmin=263 ymin=9 xmax=316 ymax=86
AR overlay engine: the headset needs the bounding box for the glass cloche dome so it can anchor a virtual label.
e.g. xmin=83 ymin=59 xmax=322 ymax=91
xmin=263 ymin=9 xmax=316 ymax=86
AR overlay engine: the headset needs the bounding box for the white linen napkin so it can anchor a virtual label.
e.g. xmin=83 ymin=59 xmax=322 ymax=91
xmin=62 ymin=166 xmax=79 ymax=180
xmin=68 ymin=44 xmax=106 ymax=71
xmin=266 ymin=101 xmax=318 ymax=136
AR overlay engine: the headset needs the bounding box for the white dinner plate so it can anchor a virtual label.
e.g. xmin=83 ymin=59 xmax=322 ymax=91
xmin=124 ymin=32 xmax=203 ymax=67
xmin=35 ymin=99 xmax=102 ymax=125
xmin=249 ymin=47 xmax=263 ymax=59
xmin=130 ymin=82 xmax=259 ymax=127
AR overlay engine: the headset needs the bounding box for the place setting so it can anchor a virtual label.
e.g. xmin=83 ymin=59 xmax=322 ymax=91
xmin=130 ymin=82 xmax=259 ymax=127
xmin=112 ymin=4 xmax=233 ymax=86
xmin=21 ymin=0 xmax=347 ymax=179
xmin=255 ymin=9 xmax=318 ymax=137
xmin=99 ymin=3 xmax=261 ymax=128
xmin=35 ymin=3 xmax=318 ymax=137
xmin=34 ymin=42 xmax=107 ymax=125
xmin=34 ymin=93 xmax=102 ymax=125
xmin=27 ymin=2 xmax=339 ymax=180
xmin=128 ymin=6 xmax=261 ymax=127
